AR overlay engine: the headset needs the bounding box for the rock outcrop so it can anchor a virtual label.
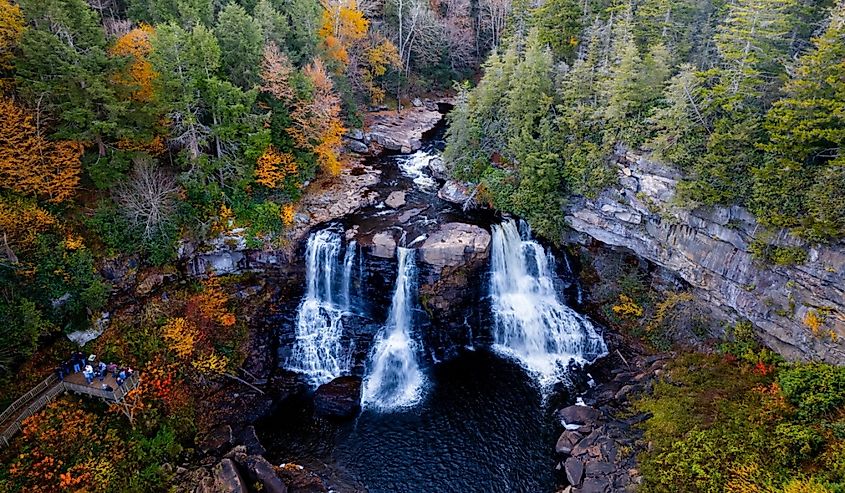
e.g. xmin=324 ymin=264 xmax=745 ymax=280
xmin=366 ymin=105 xmax=443 ymax=153
xmin=419 ymin=222 xmax=491 ymax=270
xmin=563 ymin=151 xmax=845 ymax=363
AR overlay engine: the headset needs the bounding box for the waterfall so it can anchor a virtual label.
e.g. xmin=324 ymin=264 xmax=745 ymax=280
xmin=489 ymin=219 xmax=607 ymax=387
xmin=361 ymin=247 xmax=426 ymax=411
xmin=288 ymin=229 xmax=356 ymax=386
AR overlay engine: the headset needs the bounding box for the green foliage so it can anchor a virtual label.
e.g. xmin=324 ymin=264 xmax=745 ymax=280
xmin=215 ymin=3 xmax=263 ymax=89
xmin=749 ymin=239 xmax=809 ymax=266
xmin=780 ymin=364 xmax=845 ymax=421
xmin=636 ymin=354 xmax=845 ymax=493
xmin=0 ymin=298 xmax=55 ymax=375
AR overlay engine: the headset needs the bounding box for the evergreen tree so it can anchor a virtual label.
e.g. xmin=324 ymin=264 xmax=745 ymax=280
xmin=15 ymin=0 xmax=118 ymax=151
xmin=216 ymin=3 xmax=264 ymax=89
xmin=755 ymin=1 xmax=845 ymax=238
xmin=254 ymin=0 xmax=289 ymax=47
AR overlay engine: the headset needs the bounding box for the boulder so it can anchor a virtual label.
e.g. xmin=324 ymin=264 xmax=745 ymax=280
xmin=428 ymin=156 xmax=448 ymax=181
xmin=346 ymin=128 xmax=365 ymax=141
xmin=235 ymin=426 xmax=266 ymax=456
xmin=370 ymin=231 xmax=397 ymax=258
xmin=438 ymin=180 xmax=476 ymax=208
xmin=411 ymin=97 xmax=423 ymax=107
xmin=556 ymin=430 xmax=583 ymax=454
xmin=199 ymin=424 xmax=233 ymax=455
xmin=212 ymin=459 xmax=246 ymax=493
xmin=243 ymin=455 xmax=288 ymax=493
xmin=419 ymin=223 xmax=491 ymax=269
xmin=136 ymin=272 xmax=165 ymax=296
xmin=344 ymin=138 xmax=369 ymax=154
xmin=313 ymin=376 xmax=362 ymax=418
xmin=565 ymin=457 xmax=585 ymax=487
xmin=558 ymin=405 xmax=600 ymax=427
xmin=385 ymin=191 xmax=407 ymax=209
xmin=577 ymin=476 xmax=610 ymax=493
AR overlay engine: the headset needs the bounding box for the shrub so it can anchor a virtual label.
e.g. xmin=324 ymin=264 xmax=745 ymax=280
xmin=779 ymin=364 xmax=845 ymax=420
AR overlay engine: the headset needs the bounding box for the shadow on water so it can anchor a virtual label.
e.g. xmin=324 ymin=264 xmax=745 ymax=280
xmin=258 ymin=348 xmax=557 ymax=493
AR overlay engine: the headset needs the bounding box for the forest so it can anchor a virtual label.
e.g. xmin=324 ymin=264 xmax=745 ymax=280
xmin=1 ymin=0 xmax=844 ymax=491
xmin=0 ymin=0 xmax=501 ymax=374
xmin=445 ymin=0 xmax=845 ymax=246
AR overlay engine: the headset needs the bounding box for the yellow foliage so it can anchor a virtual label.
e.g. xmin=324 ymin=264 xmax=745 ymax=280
xmin=646 ymin=291 xmax=693 ymax=332
xmin=612 ymin=294 xmax=644 ymax=318
xmin=363 ymin=38 xmax=400 ymax=104
xmin=192 ymin=275 xmax=236 ymax=326
xmin=804 ymin=309 xmax=837 ymax=341
xmin=162 ymin=317 xmax=197 ymax=359
xmin=289 ymin=58 xmax=346 ymax=176
xmin=256 ymin=145 xmax=298 ymax=188
xmin=780 ymin=478 xmax=832 ymax=493
xmin=64 ymin=234 xmax=84 ymax=250
xmin=0 ymin=196 xmax=57 ymax=252
xmin=804 ymin=310 xmax=823 ymax=332
xmin=281 ymin=203 xmax=296 ymax=227
xmin=0 ymin=97 xmax=83 ymax=203
xmin=110 ymin=25 xmax=157 ymax=102
xmin=191 ymin=352 xmax=229 ymax=374
xmin=726 ymin=463 xmax=768 ymax=493
xmin=319 ymin=0 xmax=369 ymax=67
xmin=0 ymin=0 xmax=24 ymax=72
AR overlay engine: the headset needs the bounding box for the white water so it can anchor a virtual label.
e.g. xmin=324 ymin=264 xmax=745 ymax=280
xmin=489 ymin=219 xmax=607 ymax=387
xmin=288 ymin=229 xmax=356 ymax=385
xmin=397 ymin=151 xmax=438 ymax=190
xmin=362 ymin=247 xmax=426 ymax=411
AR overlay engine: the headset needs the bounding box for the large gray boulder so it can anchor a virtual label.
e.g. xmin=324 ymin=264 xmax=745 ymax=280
xmin=212 ymin=459 xmax=246 ymax=493
xmin=419 ymin=223 xmax=491 ymax=269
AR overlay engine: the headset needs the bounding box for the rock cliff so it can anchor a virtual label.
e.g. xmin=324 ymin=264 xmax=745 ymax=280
xmin=563 ymin=151 xmax=845 ymax=363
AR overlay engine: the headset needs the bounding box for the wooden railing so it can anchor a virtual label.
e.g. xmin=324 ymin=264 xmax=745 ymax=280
xmin=0 ymin=374 xmax=59 ymax=426
xmin=0 ymin=373 xmax=140 ymax=448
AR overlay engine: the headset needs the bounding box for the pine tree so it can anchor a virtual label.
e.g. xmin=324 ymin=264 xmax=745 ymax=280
xmin=16 ymin=0 xmax=119 ymax=151
xmin=254 ymin=0 xmax=289 ymax=47
xmin=216 ymin=3 xmax=264 ymax=89
xmin=754 ymin=1 xmax=845 ymax=238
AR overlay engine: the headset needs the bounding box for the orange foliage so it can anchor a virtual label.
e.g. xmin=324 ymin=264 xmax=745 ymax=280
xmin=260 ymin=42 xmax=295 ymax=102
xmin=0 ymin=0 xmax=24 ymax=72
xmin=256 ymin=144 xmax=298 ymax=188
xmin=110 ymin=25 xmax=157 ymax=102
xmin=9 ymin=400 xmax=127 ymax=492
xmin=0 ymin=97 xmax=83 ymax=203
xmin=190 ymin=275 xmax=235 ymax=326
xmin=115 ymin=134 xmax=166 ymax=155
xmin=281 ymin=203 xmax=296 ymax=227
xmin=0 ymin=195 xmax=58 ymax=253
xmin=289 ymin=58 xmax=346 ymax=175
xmin=319 ymin=0 xmax=369 ymax=67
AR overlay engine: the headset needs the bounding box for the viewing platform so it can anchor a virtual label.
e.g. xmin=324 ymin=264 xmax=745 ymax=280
xmin=0 ymin=372 xmax=139 ymax=448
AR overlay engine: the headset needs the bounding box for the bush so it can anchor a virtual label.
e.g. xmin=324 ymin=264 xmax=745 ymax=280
xmin=779 ymin=364 xmax=845 ymax=420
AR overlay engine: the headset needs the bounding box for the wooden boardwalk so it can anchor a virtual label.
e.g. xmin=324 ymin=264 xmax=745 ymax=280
xmin=0 ymin=372 xmax=139 ymax=448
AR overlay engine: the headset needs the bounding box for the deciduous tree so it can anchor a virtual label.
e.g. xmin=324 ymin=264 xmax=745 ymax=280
xmin=0 ymin=97 xmax=83 ymax=203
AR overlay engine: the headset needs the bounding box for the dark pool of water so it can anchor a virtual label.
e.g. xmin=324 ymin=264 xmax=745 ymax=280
xmin=258 ymin=348 xmax=559 ymax=493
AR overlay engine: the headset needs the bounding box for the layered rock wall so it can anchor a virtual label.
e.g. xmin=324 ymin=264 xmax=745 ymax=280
xmin=563 ymin=152 xmax=845 ymax=363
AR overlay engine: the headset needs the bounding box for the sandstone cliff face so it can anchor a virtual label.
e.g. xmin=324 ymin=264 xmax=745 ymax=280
xmin=563 ymin=151 xmax=845 ymax=363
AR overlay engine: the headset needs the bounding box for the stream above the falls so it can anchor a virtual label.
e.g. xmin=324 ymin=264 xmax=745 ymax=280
xmin=258 ymin=111 xmax=606 ymax=492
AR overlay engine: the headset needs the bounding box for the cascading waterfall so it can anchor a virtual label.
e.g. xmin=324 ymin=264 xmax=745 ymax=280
xmin=489 ymin=219 xmax=607 ymax=387
xmin=288 ymin=229 xmax=356 ymax=386
xmin=361 ymin=247 xmax=426 ymax=411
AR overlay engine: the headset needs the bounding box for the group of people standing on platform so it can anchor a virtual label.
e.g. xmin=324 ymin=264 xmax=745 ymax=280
xmin=55 ymin=352 xmax=134 ymax=391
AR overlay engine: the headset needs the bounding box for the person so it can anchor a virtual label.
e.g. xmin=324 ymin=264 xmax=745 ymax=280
xmin=107 ymin=362 xmax=118 ymax=375
xmin=84 ymin=364 xmax=94 ymax=384
xmin=117 ymin=368 xmax=126 ymax=386
xmin=62 ymin=361 xmax=72 ymax=377
xmin=55 ymin=365 xmax=64 ymax=381
xmin=72 ymin=352 xmax=83 ymax=373
xmin=101 ymin=384 xmax=114 ymax=392
xmin=98 ymin=361 xmax=107 ymax=381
